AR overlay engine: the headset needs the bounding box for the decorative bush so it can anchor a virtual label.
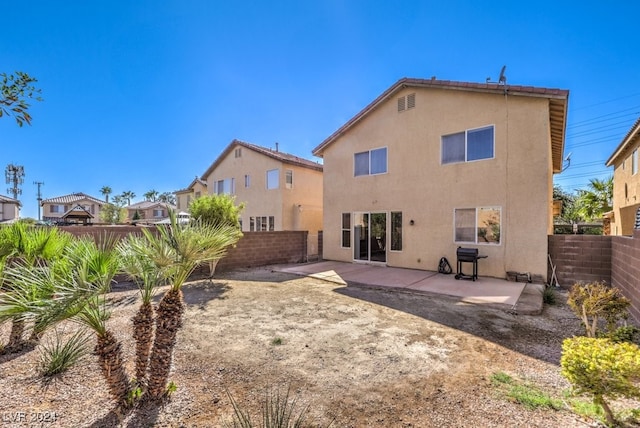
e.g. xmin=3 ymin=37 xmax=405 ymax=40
xmin=561 ymin=336 xmax=640 ymax=425
xmin=567 ymin=282 xmax=630 ymax=337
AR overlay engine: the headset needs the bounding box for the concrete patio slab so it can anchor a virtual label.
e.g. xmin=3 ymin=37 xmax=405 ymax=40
xmin=276 ymin=261 xmax=544 ymax=314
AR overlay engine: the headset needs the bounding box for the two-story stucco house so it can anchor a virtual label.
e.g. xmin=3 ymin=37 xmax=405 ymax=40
xmin=175 ymin=177 xmax=208 ymax=212
xmin=127 ymin=200 xmax=177 ymax=223
xmin=201 ymin=140 xmax=323 ymax=236
xmin=41 ymin=192 xmax=105 ymax=225
xmin=313 ymin=78 xmax=569 ymax=280
xmin=605 ymin=117 xmax=640 ymax=235
xmin=0 ymin=195 xmax=21 ymax=222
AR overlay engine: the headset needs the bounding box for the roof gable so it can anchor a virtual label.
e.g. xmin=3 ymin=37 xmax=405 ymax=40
xmin=312 ymin=77 xmax=569 ymax=172
xmin=606 ymin=117 xmax=640 ymax=167
xmin=128 ymin=201 xmax=176 ymax=210
xmin=201 ymin=139 xmax=323 ymax=180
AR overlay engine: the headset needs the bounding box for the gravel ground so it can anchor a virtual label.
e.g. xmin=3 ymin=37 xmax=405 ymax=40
xmin=0 ymin=267 xmax=637 ymax=427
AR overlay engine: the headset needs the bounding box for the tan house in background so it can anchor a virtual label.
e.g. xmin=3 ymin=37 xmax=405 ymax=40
xmin=175 ymin=177 xmax=208 ymax=212
xmin=41 ymin=192 xmax=104 ymax=224
xmin=127 ymin=200 xmax=177 ymax=223
xmin=313 ymin=77 xmax=569 ymax=280
xmin=605 ymin=117 xmax=640 ymax=235
xmin=0 ymin=195 xmax=21 ymax=222
xmin=201 ymin=139 xmax=323 ymax=254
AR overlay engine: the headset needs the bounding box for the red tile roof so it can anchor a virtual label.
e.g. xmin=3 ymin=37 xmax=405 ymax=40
xmin=201 ymin=139 xmax=323 ymax=180
xmin=41 ymin=192 xmax=104 ymax=205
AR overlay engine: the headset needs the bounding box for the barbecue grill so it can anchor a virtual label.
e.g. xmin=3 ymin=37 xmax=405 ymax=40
xmin=455 ymin=247 xmax=487 ymax=281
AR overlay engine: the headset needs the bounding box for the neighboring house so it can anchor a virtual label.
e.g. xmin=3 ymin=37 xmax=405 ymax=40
xmin=175 ymin=177 xmax=208 ymax=212
xmin=127 ymin=200 xmax=176 ymax=223
xmin=312 ymin=77 xmax=569 ymax=280
xmin=0 ymin=195 xmax=21 ymax=222
xmin=41 ymin=192 xmax=104 ymax=224
xmin=605 ymin=117 xmax=640 ymax=236
xmin=201 ymin=139 xmax=323 ymax=234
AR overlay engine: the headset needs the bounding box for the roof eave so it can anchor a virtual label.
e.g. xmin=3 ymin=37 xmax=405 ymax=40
xmin=606 ymin=117 xmax=640 ymax=167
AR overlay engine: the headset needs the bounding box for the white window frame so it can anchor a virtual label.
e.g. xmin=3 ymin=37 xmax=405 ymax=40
xmin=454 ymin=206 xmax=501 ymax=245
xmin=214 ymin=178 xmax=235 ymax=195
xmin=153 ymin=209 xmax=164 ymax=218
xmin=341 ymin=213 xmax=351 ymax=248
xmin=633 ymin=149 xmax=638 ymax=175
xmin=442 ymin=125 xmax=495 ymax=165
xmin=285 ymin=170 xmax=293 ymax=189
xmin=244 ymin=174 xmax=250 ymax=188
xmin=354 ymin=147 xmax=388 ymax=177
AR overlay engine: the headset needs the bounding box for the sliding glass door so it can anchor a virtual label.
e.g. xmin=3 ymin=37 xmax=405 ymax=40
xmin=353 ymin=212 xmax=386 ymax=263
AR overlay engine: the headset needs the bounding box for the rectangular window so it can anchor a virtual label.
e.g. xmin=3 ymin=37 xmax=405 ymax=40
xmin=633 ymin=149 xmax=638 ymax=175
xmin=285 ymin=170 xmax=293 ymax=189
xmin=250 ymin=217 xmax=255 ymax=232
xmin=260 ymin=216 xmax=268 ymax=231
xmin=354 ymin=147 xmax=387 ymax=176
xmin=267 ymin=169 xmax=279 ymax=189
xmin=235 ymin=148 xmax=242 ymax=158
xmin=269 ymin=216 xmax=275 ymax=231
xmin=341 ymin=213 xmax=351 ymax=248
xmin=244 ymin=174 xmax=250 ymax=188
xmin=442 ymin=125 xmax=494 ymax=164
xmin=153 ymin=209 xmax=165 ymax=217
xmin=215 ymin=178 xmax=235 ymax=195
xmin=195 ymin=191 xmax=201 ymax=198
xmin=186 ymin=195 xmax=191 ymax=206
xmin=391 ymin=212 xmax=402 ymax=251
xmin=454 ymin=207 xmax=501 ymax=245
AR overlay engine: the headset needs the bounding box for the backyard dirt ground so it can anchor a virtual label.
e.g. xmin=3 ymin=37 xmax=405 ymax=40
xmin=0 ymin=267 xmax=637 ymax=427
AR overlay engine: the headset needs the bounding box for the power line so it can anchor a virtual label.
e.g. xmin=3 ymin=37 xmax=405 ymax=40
xmin=572 ymin=92 xmax=640 ymax=111
xmin=568 ymin=106 xmax=640 ymax=128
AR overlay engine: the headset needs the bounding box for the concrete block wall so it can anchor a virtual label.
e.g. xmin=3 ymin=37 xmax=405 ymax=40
xmin=611 ymin=230 xmax=640 ymax=324
xmin=216 ymin=231 xmax=308 ymax=271
xmin=548 ymin=235 xmax=612 ymax=287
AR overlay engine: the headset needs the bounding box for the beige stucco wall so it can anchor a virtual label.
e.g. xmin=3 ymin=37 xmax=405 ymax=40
xmin=321 ymin=87 xmax=554 ymax=280
xmin=176 ymin=181 xmax=208 ymax=212
xmin=610 ymin=143 xmax=640 ymax=235
xmin=204 ymin=146 xmax=323 ymax=232
xmin=0 ymin=202 xmax=19 ymax=221
xmin=42 ymin=198 xmax=103 ymax=222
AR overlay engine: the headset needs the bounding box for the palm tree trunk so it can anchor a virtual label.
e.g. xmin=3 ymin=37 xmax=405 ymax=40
xmin=6 ymin=317 xmax=25 ymax=351
xmin=95 ymin=330 xmax=132 ymax=407
xmin=132 ymin=302 xmax=155 ymax=384
xmin=147 ymin=289 xmax=184 ymax=399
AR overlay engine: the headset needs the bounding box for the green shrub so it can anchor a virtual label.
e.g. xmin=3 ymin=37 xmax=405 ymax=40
xmin=567 ymin=282 xmax=630 ymax=337
xmin=39 ymin=329 xmax=91 ymax=377
xmin=542 ymin=286 xmax=556 ymax=305
xmin=560 ymin=336 xmax=640 ymax=426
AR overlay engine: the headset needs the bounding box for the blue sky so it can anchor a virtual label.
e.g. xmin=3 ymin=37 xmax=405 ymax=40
xmin=2 ymin=1 xmax=639 ymax=219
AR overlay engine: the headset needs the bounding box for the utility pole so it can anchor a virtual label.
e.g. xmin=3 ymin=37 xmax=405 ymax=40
xmin=5 ymin=164 xmax=25 ymax=200
xmin=34 ymin=181 xmax=44 ymax=221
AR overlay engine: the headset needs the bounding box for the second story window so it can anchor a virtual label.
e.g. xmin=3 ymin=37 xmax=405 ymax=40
xmin=214 ymin=178 xmax=235 ymax=195
xmin=442 ymin=125 xmax=494 ymax=164
xmin=245 ymin=174 xmax=250 ymax=188
xmin=267 ymin=169 xmax=279 ymax=189
xmin=285 ymin=170 xmax=293 ymax=189
xmin=633 ymin=149 xmax=638 ymax=175
xmin=354 ymin=147 xmax=387 ymax=176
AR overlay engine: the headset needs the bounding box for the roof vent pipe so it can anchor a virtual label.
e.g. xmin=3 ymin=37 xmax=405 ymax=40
xmin=275 ymin=142 xmax=279 ymax=152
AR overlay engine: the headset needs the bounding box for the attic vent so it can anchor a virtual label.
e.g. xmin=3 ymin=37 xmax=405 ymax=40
xmin=397 ymin=93 xmax=416 ymax=112
xmin=407 ymin=93 xmax=416 ymax=109
xmin=235 ymin=148 xmax=242 ymax=158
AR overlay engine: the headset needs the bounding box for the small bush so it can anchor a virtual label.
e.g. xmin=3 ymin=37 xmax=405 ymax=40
xmin=271 ymin=337 xmax=283 ymax=346
xmin=605 ymin=325 xmax=640 ymax=344
xmin=39 ymin=329 xmax=91 ymax=377
xmin=542 ymin=286 xmax=556 ymax=305
xmin=567 ymin=282 xmax=630 ymax=337
xmin=561 ymin=336 xmax=640 ymax=426
xmin=225 ymin=385 xmax=331 ymax=428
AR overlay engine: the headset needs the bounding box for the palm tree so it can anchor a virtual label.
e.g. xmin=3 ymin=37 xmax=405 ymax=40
xmin=576 ymin=176 xmax=613 ymax=221
xmin=120 ymin=191 xmax=136 ymax=206
xmin=63 ymin=236 xmax=132 ymax=406
xmin=0 ymin=223 xmax=71 ymax=350
xmin=157 ymin=192 xmax=176 ymax=205
xmin=145 ymin=212 xmax=242 ymax=399
xmin=100 ymin=186 xmax=112 ymax=203
xmin=143 ymin=190 xmax=159 ymax=202
xmin=117 ymin=234 xmax=172 ymax=385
